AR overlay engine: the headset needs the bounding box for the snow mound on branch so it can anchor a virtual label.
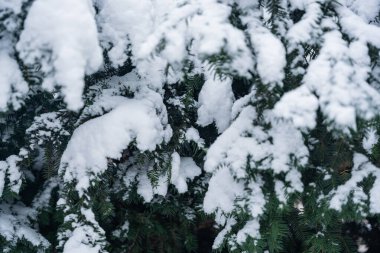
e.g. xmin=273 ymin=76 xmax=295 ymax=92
xmin=337 ymin=6 xmax=380 ymax=47
xmin=122 ymin=164 xmax=169 ymax=203
xmin=242 ymin=9 xmax=286 ymax=85
xmin=203 ymin=106 xmax=308 ymax=246
xmin=204 ymin=165 xmax=266 ymax=247
xmin=0 ymin=155 xmax=23 ymax=197
xmin=95 ymin=0 xmax=157 ymax=67
xmin=0 ymin=0 xmax=24 ymax=13
xmin=329 ymin=153 xmax=380 ymax=214
xmin=63 ymin=226 xmax=102 ymax=253
xmin=0 ymin=204 xmax=49 ymax=249
xmin=287 ymin=2 xmax=323 ymax=45
xmin=363 ymin=128 xmax=379 ymax=154
xmin=0 ymin=52 xmax=28 ymax=110
xmin=185 ymin=127 xmax=204 ymax=146
xmin=17 ymin=0 xmax=103 ymax=110
xmin=276 ymin=28 xmax=380 ymax=132
xmin=0 ymin=1 xmax=29 ymax=110
xmin=62 ymin=208 xmax=106 ymax=253
xmin=204 ymin=106 xmax=308 ymax=177
xmin=203 ymin=165 xmax=244 ymax=214
xmin=273 ymin=85 xmax=319 ymax=129
xmin=171 ymin=152 xmax=201 ymax=193
xmin=197 ymin=75 xmax=234 ymax=133
xmin=340 ymin=0 xmax=380 ymax=22
xmin=119 ymin=152 xmax=201 ymax=202
xmin=97 ymin=0 xmax=254 ymax=77
xmin=60 ymin=94 xmax=172 ymax=195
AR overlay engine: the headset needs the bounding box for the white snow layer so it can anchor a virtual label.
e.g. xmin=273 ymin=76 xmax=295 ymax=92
xmin=96 ymin=0 xmax=255 ymax=79
xmin=242 ymin=10 xmax=286 ymax=85
xmin=0 ymin=1 xmax=29 ymax=110
xmin=0 ymin=0 xmax=24 ymax=13
xmin=0 ymin=155 xmax=23 ymax=197
xmin=276 ymin=27 xmax=380 ymax=132
xmin=185 ymin=127 xmax=204 ymax=146
xmin=340 ymin=0 xmax=380 ymax=22
xmin=330 ymin=153 xmax=380 ymax=214
xmin=0 ymin=52 xmax=28 ymax=110
xmin=60 ymin=92 xmax=172 ymax=195
xmin=62 ymin=208 xmax=106 ymax=253
xmin=204 ymin=106 xmax=308 ymax=177
xmin=17 ymin=0 xmax=103 ymax=110
xmin=197 ymin=75 xmax=234 ymax=133
xmin=204 ymin=165 xmax=244 ymax=214
xmin=203 ymin=106 xmax=307 ymax=246
xmin=363 ymin=128 xmax=379 ymax=153
xmin=204 ymin=165 xmax=266 ymax=246
xmin=171 ymin=152 xmax=201 ymax=193
xmin=95 ymin=0 xmax=157 ymax=67
xmin=63 ymin=226 xmax=102 ymax=253
xmin=0 ymin=204 xmax=49 ymax=249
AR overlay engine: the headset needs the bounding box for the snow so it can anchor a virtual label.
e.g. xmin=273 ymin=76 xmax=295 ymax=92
xmin=0 ymin=162 xmax=6 ymax=197
xmin=203 ymin=106 xmax=307 ymax=244
xmin=27 ymin=112 xmax=69 ymax=147
xmin=204 ymin=106 xmax=308 ymax=177
xmin=329 ymin=153 xmax=380 ymax=214
xmin=251 ymin=31 xmax=286 ymax=85
xmin=340 ymin=0 xmax=380 ymax=22
xmin=269 ymin=120 xmax=309 ymax=174
xmin=280 ymin=24 xmax=380 ymax=132
xmin=236 ymin=220 xmax=261 ymax=244
xmin=0 ymin=0 xmax=24 ymax=13
xmin=203 ymin=165 xmax=244 ymax=214
xmin=60 ymin=93 xmax=172 ymax=195
xmin=273 ymin=85 xmax=319 ymax=129
xmin=363 ymin=128 xmax=379 ymax=153
xmin=275 ymin=180 xmax=287 ymax=203
xmin=119 ymin=155 xmax=172 ymax=202
xmin=287 ymin=2 xmax=322 ymax=45
xmin=135 ymin=0 xmax=254 ymax=76
xmin=77 ymin=70 xmax=153 ymax=125
xmin=137 ymin=172 xmax=155 ymax=202
xmin=33 ymin=178 xmax=60 ymax=210
xmin=197 ymin=74 xmax=234 ymax=133
xmin=63 ymin=226 xmax=102 ymax=253
xmin=0 ymin=155 xmax=23 ymax=197
xmin=6 ymin=156 xmax=22 ymax=194
xmin=0 ymin=52 xmax=28 ymax=110
xmin=245 ymin=180 xmax=266 ymax=218
xmin=205 ymin=169 xmax=265 ymax=245
xmin=242 ymin=11 xmax=286 ymax=85
xmin=95 ymin=0 xmax=156 ymax=67
xmin=0 ymin=1 xmax=29 ymax=111
xmin=0 ymin=204 xmax=49 ymax=249
xmin=17 ymin=0 xmax=103 ymax=110
xmin=212 ymin=218 xmax=236 ymax=249
xmin=204 ymin=106 xmax=259 ymax=176
xmin=185 ymin=127 xmax=204 ymax=146
xmin=95 ymin=0 xmax=255 ymax=82
xmin=170 ymin=152 xmax=201 ymax=193
xmin=285 ymin=168 xmax=303 ymax=193
xmin=1 ymin=0 xmax=380 ymax=250
xmin=337 ymin=6 xmax=380 ymax=47
xmin=61 ymin=208 xmax=106 ymax=253
xmin=306 ymin=30 xmax=380 ymax=131
xmin=113 ymin=221 xmax=129 ymax=237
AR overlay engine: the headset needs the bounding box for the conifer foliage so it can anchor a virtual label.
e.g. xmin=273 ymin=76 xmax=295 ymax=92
xmin=0 ymin=0 xmax=380 ymax=252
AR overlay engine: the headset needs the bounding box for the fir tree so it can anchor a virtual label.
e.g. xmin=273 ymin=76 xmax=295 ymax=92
xmin=0 ymin=0 xmax=380 ymax=252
